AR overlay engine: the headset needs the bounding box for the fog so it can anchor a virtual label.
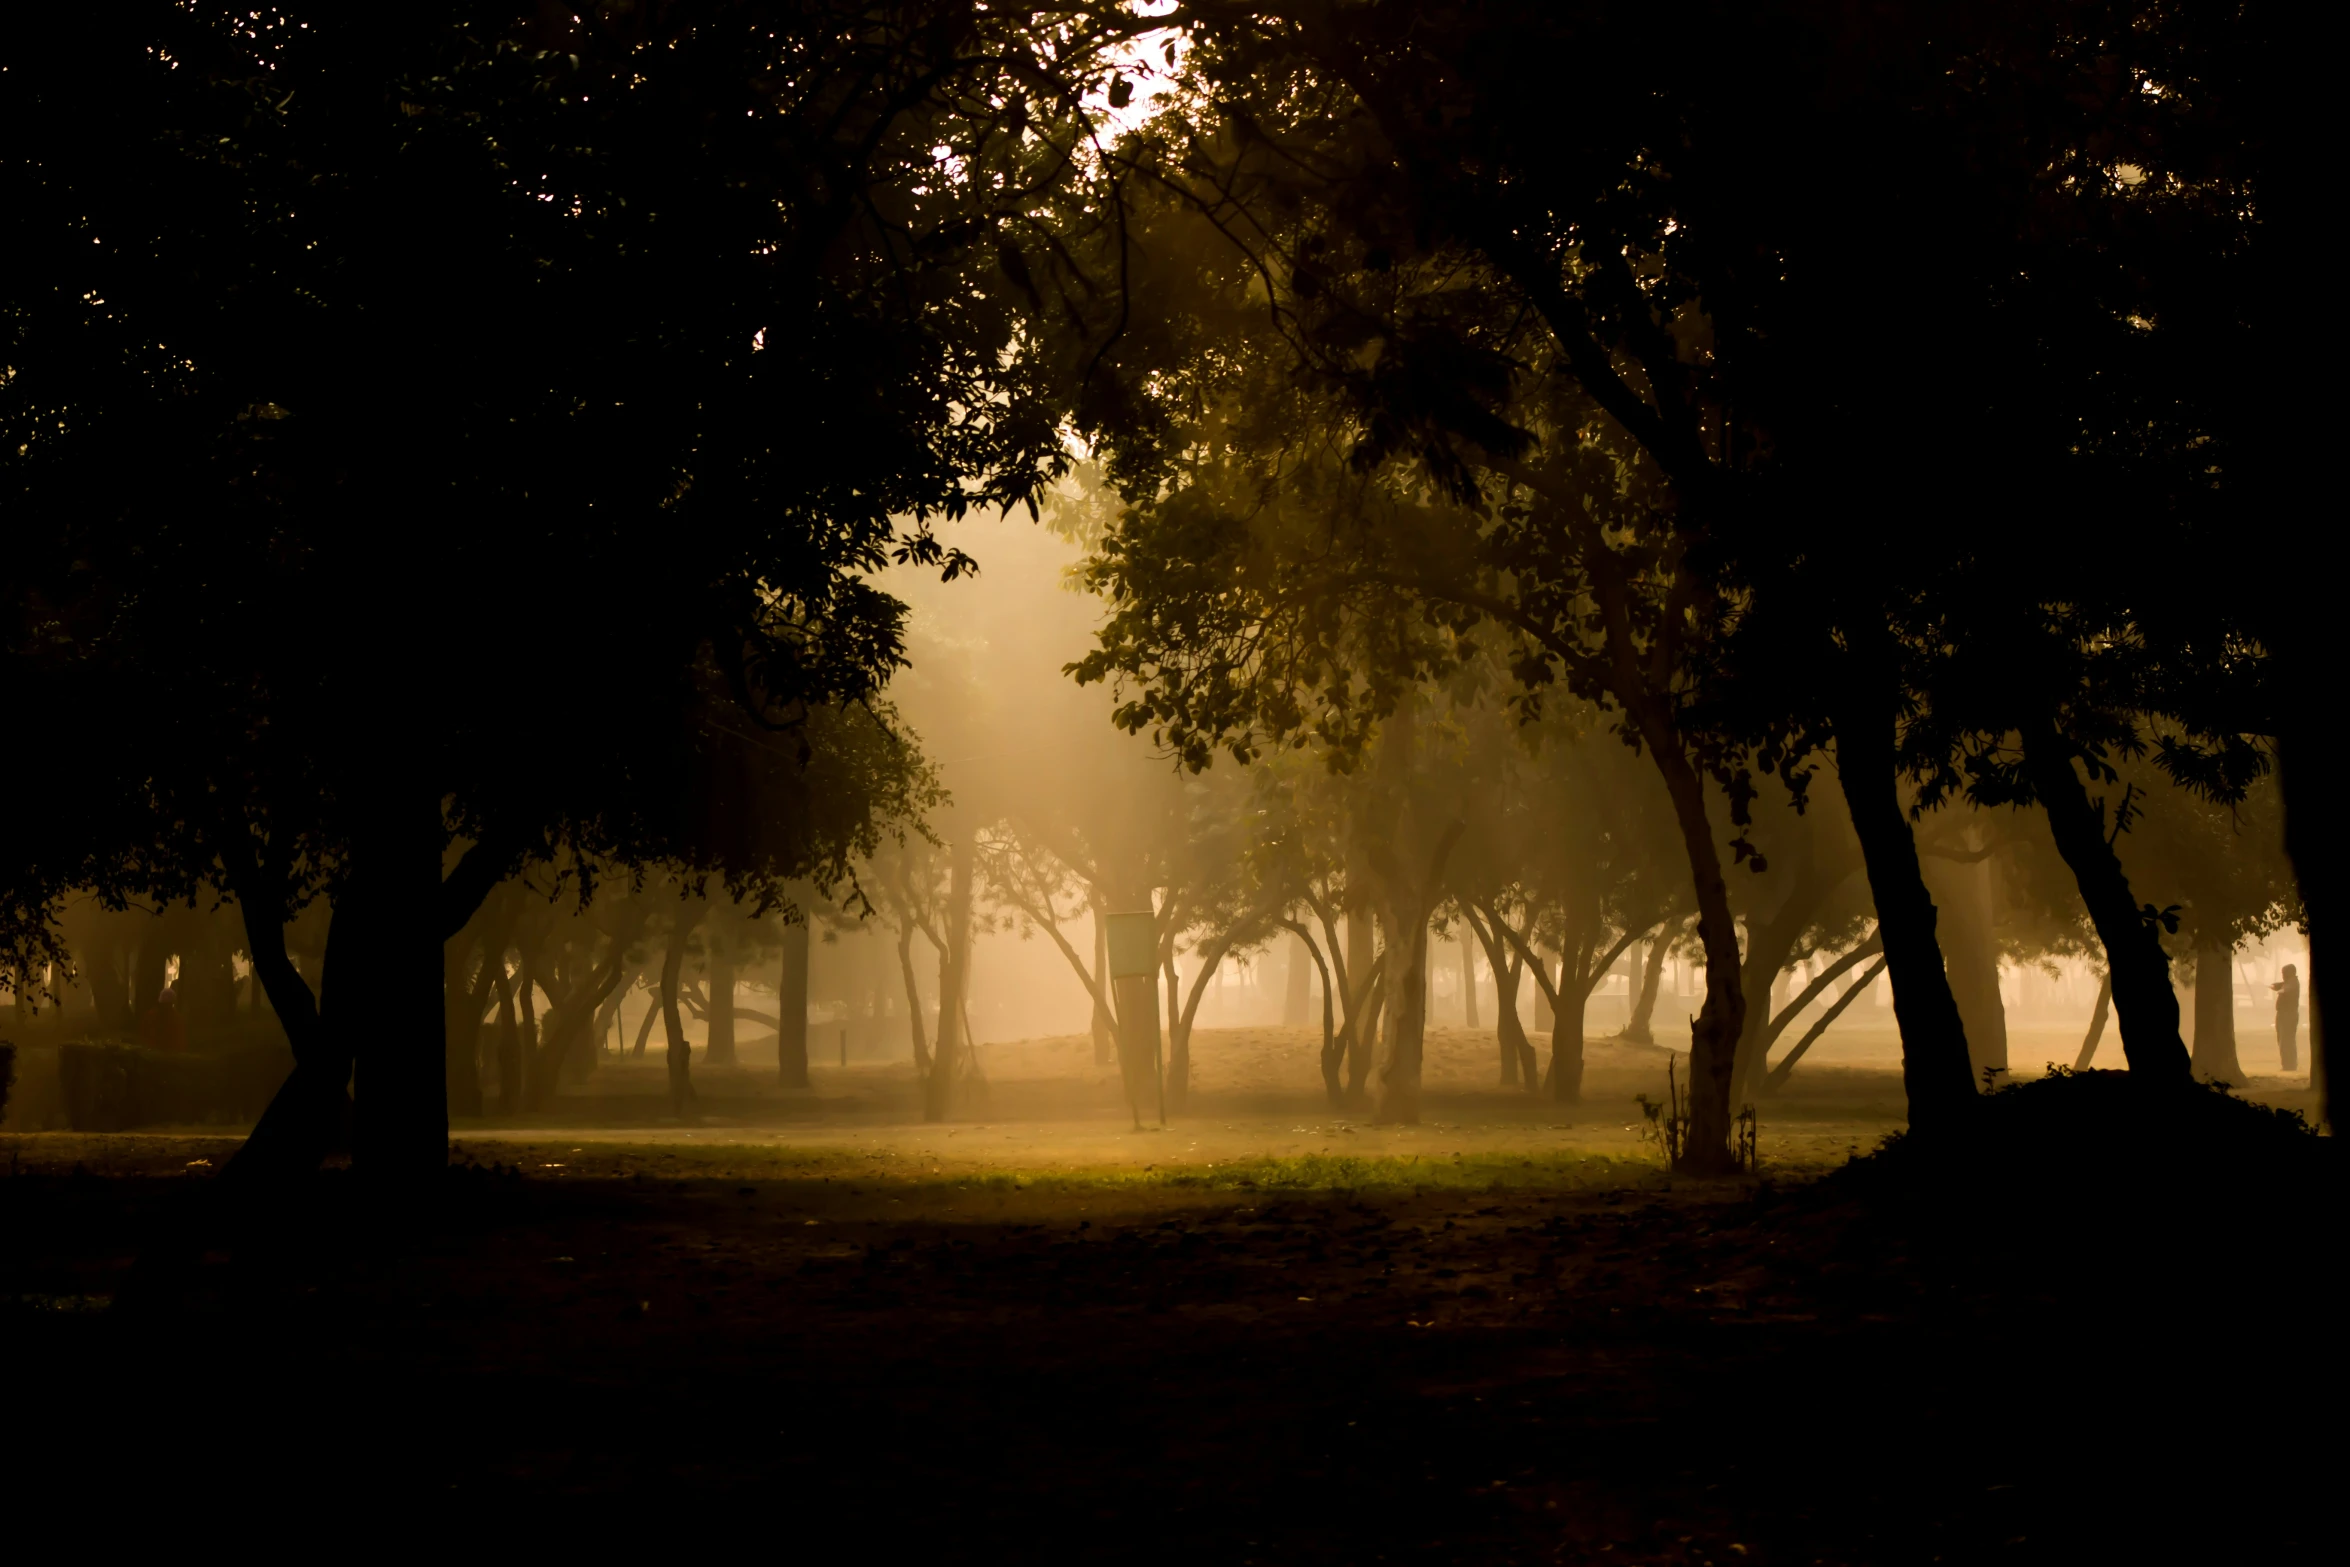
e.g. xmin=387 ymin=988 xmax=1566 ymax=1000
xmin=1 ymin=6 xmax=2325 ymax=1555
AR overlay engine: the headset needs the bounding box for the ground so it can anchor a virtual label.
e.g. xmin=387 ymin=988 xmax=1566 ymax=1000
xmin=0 ymin=1028 xmax=2327 ymax=1560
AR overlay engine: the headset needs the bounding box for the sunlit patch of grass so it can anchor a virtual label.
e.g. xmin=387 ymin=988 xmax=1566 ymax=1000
xmin=1103 ymin=1149 xmax=1655 ymax=1193
xmin=452 ymin=1139 xmax=1668 ymax=1195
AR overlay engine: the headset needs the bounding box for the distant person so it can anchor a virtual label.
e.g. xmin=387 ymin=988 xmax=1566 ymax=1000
xmin=2272 ymin=964 xmax=2301 ymax=1074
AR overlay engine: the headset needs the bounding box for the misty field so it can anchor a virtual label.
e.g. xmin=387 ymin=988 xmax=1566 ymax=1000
xmin=4 ymin=5 xmax=2332 ymax=1562
xmin=5 ymin=1040 xmax=2324 ymax=1560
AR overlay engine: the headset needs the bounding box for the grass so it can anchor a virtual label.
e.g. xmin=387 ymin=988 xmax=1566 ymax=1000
xmin=444 ymin=1137 xmax=1668 ymax=1196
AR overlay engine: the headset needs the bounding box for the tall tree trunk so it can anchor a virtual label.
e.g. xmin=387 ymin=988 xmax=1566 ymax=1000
xmin=1279 ymin=918 xmax=1338 ymax=1099
xmin=222 ymin=866 xmax=342 ymax=1180
xmin=1763 ymin=955 xmax=1889 ymax=1094
xmin=1348 ymin=977 xmax=1385 ymax=1106
xmin=1466 ymin=910 xmax=1526 ymax=1086
xmin=526 ymin=905 xmax=652 ymax=1107
xmin=1547 ymin=976 xmax=1587 ymax=1106
xmin=1833 ymin=683 xmax=1978 ymax=1127
xmin=1540 ymin=920 xmax=1602 ymax=1106
xmin=2074 ymin=973 xmax=2113 ymax=1069
xmin=451 ymin=911 xmax=513 ymax=1105
xmin=631 ymin=983 xmax=659 ymax=1058
xmin=894 ymin=926 xmax=932 ymax=1076
xmin=2274 ymin=970 xmax=2300 ymax=1076
xmin=1738 ymin=931 xmax=1885 ymax=1102
xmin=515 ymin=954 xmax=539 ymax=1102
xmin=89 ymin=920 xmax=134 ymax=1032
xmin=131 ymin=914 xmax=168 ymax=1024
xmin=1161 ymin=956 xmax=1181 ymax=1082
xmin=591 ymin=967 xmax=637 ymax=1064
xmin=2190 ymin=937 xmax=2245 ymax=1085
xmin=343 ymin=789 xmax=448 ymax=1184
xmin=1498 ymin=951 xmax=1534 ymax=1086
xmin=777 ymin=913 xmax=811 ymax=1088
xmin=1170 ymin=929 xmax=1254 ymax=1113
xmin=1586 ymin=567 xmax=1745 ymax=1169
xmin=1344 ymin=908 xmax=1379 ymax=1106
xmin=923 ymin=836 xmax=973 ymax=1123
xmin=1285 ymin=929 xmax=1313 ymax=1027
xmin=2021 ymin=723 xmax=2191 ymax=1082
xmin=1092 ymin=909 xmax=1116 ymax=1064
xmin=1621 ymin=930 xmax=1669 ymax=1044
xmin=2272 ymin=731 xmax=2330 ymax=1121
xmin=494 ymin=966 xmax=523 ymax=1112
xmin=1458 ymin=928 xmax=1480 ymax=1029
xmin=1730 ymin=923 xmax=1808 ymax=1108
xmin=660 ymin=909 xmax=698 ymax=1120
xmin=443 ymin=932 xmax=486 ymax=1119
xmin=1374 ymin=918 xmax=1431 ymax=1125
xmin=704 ymin=918 xmax=737 ymax=1068
xmin=1923 ymin=845 xmax=2007 ymax=1081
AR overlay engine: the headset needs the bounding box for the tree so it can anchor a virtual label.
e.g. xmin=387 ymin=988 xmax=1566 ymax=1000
xmin=3 ymin=1 xmax=1119 ymax=1178
xmin=1071 ymin=0 xmax=2292 ymax=1159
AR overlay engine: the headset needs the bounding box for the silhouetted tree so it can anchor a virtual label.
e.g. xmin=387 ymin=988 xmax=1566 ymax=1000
xmin=3 ymin=1 xmax=1101 ymax=1178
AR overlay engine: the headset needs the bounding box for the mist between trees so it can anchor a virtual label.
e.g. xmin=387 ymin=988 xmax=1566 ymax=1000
xmin=0 ymin=2 xmax=2323 ymax=1183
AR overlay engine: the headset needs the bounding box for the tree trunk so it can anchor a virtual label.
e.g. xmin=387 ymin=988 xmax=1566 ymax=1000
xmin=1458 ymin=928 xmax=1480 ymax=1029
xmin=2021 ymin=723 xmax=2191 ymax=1082
xmin=526 ymin=905 xmax=652 ymax=1106
xmin=222 ymin=871 xmax=343 ymax=1180
xmin=1279 ymin=919 xmax=1338 ymax=1098
xmin=131 ymin=914 xmax=168 ymax=1024
xmin=1344 ymin=908 xmax=1379 ymax=1106
xmin=1731 ymin=928 xmax=1806 ymax=1108
xmin=1585 ymin=562 xmax=1744 ymax=1168
xmin=2190 ymin=937 xmax=2245 ymax=1085
xmin=894 ymin=926 xmax=932 ymax=1076
xmin=452 ymin=898 xmax=517 ymax=1113
xmin=1171 ymin=937 xmax=1244 ymax=1114
xmin=1092 ymin=911 xmax=1116 ymax=1064
xmin=1763 ymin=955 xmax=1889 ymax=1095
xmin=1734 ymin=928 xmax=1883 ymax=1107
xmin=1833 ymin=684 xmax=1978 ymax=1127
xmin=1622 ymin=931 xmax=1669 ymax=1045
xmin=342 ymin=791 xmax=448 ymax=1184
xmin=2274 ymin=973 xmax=2300 ymax=1075
xmin=1285 ymin=929 xmax=1313 ymax=1027
xmin=1348 ymin=981 xmax=1385 ymax=1107
xmin=2273 ymin=731 xmax=2332 ymax=1123
xmin=1469 ymin=906 xmax=1547 ymax=1092
xmin=923 ymin=836 xmax=973 ymax=1122
xmin=1547 ymin=978 xmax=1587 ymax=1106
xmin=1498 ymin=952 xmax=1534 ymax=1086
xmin=1374 ymin=916 xmax=1429 ymax=1125
xmin=443 ymin=932 xmax=486 ymax=1119
xmin=660 ymin=910 xmax=698 ymax=1120
xmin=591 ymin=968 xmax=637 ymax=1063
xmin=1922 ymin=846 xmax=2007 ymax=1081
xmin=631 ymin=983 xmax=659 ymax=1058
xmin=516 ymin=955 xmax=539 ymax=1101
xmin=1466 ymin=910 xmax=1528 ymax=1086
xmin=1162 ymin=956 xmax=1181 ymax=1078
xmin=494 ymin=967 xmax=523 ymax=1113
xmin=2074 ymin=974 xmax=2113 ymax=1069
xmin=777 ymin=913 xmax=811 ymax=1088
xmin=704 ymin=919 xmax=737 ymax=1068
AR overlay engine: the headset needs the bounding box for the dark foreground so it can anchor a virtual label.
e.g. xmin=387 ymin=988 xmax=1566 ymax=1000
xmin=1 ymin=1105 xmax=2330 ymax=1563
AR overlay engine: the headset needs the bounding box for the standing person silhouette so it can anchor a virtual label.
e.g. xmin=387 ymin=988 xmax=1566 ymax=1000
xmin=2272 ymin=963 xmax=2302 ymax=1074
